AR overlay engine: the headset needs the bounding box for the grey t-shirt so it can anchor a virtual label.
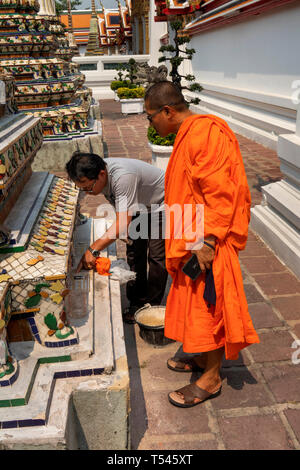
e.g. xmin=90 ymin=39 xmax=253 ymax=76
xmin=102 ymin=158 xmax=165 ymax=213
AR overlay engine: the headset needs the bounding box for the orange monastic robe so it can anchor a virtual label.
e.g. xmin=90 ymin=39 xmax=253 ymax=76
xmin=164 ymin=114 xmax=259 ymax=360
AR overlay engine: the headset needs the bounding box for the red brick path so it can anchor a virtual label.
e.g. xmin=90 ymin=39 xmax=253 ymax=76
xmin=67 ymin=100 xmax=300 ymax=450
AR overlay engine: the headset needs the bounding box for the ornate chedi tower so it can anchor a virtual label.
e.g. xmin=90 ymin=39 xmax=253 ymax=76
xmin=65 ymin=0 xmax=79 ymax=55
xmin=85 ymin=0 xmax=104 ymax=56
xmin=0 ymin=57 xmax=82 ymax=398
xmin=0 ymin=0 xmax=103 ymax=172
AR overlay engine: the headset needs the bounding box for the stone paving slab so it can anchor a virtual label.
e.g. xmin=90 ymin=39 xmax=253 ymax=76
xmin=74 ymin=100 xmax=300 ymax=450
xmin=261 ymin=364 xmax=300 ymax=403
xmin=248 ymin=330 xmax=296 ymax=363
xmin=217 ymin=414 xmax=295 ymax=450
xmin=248 ymin=302 xmax=284 ymax=329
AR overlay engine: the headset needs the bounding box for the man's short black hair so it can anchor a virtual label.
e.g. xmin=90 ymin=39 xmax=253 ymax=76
xmin=144 ymin=81 xmax=187 ymax=112
xmin=66 ymin=151 xmax=107 ymax=181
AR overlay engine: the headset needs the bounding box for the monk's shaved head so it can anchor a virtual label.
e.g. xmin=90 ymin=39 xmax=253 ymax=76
xmin=145 ymin=81 xmax=187 ymax=111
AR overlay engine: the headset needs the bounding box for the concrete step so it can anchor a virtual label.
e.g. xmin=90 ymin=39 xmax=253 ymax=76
xmin=2 ymin=172 xmax=53 ymax=251
xmin=278 ymin=134 xmax=300 ymax=186
xmin=250 ymin=204 xmax=300 ymax=278
xmin=262 ymin=180 xmax=300 ymax=231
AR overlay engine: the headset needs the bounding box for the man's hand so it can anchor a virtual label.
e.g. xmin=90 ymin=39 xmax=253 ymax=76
xmin=192 ymin=239 xmax=215 ymax=272
xmin=76 ymin=249 xmax=96 ymax=272
xmin=75 ymin=211 xmax=132 ymax=273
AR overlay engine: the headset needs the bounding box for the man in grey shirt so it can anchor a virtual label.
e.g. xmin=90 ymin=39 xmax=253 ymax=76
xmin=66 ymin=152 xmax=168 ymax=323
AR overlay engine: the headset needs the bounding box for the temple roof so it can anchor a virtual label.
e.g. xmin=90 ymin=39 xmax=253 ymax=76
xmin=183 ymin=0 xmax=299 ymax=35
xmin=60 ymin=8 xmax=132 ymax=46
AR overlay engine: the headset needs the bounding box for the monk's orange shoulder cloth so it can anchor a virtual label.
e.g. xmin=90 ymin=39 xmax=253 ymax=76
xmin=164 ymin=114 xmax=259 ymax=360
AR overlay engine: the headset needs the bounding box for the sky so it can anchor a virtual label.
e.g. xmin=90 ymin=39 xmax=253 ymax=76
xmin=78 ymin=0 xmax=124 ymax=10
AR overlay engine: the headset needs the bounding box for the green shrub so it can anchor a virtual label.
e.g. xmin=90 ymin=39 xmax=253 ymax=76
xmin=117 ymin=86 xmax=145 ymax=100
xmin=110 ymin=80 xmax=131 ymax=91
xmin=147 ymin=126 xmax=176 ymax=146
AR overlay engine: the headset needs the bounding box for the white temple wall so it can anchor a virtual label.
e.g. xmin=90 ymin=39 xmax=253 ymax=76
xmin=186 ymin=2 xmax=300 ymax=150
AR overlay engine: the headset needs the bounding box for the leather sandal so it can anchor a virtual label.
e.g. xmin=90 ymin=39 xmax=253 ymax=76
xmin=167 ymin=356 xmax=205 ymax=373
xmin=168 ymin=383 xmax=222 ymax=408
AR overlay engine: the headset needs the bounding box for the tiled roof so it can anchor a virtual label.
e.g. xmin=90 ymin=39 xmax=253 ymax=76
xmin=59 ymin=9 xmax=132 ymax=46
xmin=184 ymin=0 xmax=298 ymax=35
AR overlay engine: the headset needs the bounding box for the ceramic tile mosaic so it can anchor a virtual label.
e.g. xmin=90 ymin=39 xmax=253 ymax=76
xmin=0 ymin=176 xmax=79 ymax=285
xmin=0 ymin=115 xmax=43 ymax=191
xmin=0 ymin=359 xmax=19 ymax=388
xmin=0 ymin=175 xmax=80 ymax=390
xmin=0 ymin=215 xmax=113 ymax=432
xmin=9 ymin=279 xmax=79 ymax=347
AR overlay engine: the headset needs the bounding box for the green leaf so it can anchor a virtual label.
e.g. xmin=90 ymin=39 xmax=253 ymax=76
xmin=35 ymin=283 xmax=50 ymax=294
xmin=55 ymin=327 xmax=74 ymax=339
xmin=25 ymin=294 xmax=41 ymax=308
xmin=185 ymin=75 xmax=196 ymax=81
xmin=189 ymin=83 xmax=203 ymax=92
xmin=117 ymin=86 xmax=145 ymax=99
xmin=148 ymin=127 xmax=176 ymax=146
xmin=44 ymin=313 xmax=58 ymax=331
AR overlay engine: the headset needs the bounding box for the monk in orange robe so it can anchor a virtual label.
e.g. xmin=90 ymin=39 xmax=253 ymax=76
xmin=144 ymin=82 xmax=259 ymax=408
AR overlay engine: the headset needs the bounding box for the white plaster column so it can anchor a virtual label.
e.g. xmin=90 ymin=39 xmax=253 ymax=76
xmin=134 ymin=17 xmax=139 ymax=54
xmin=142 ymin=16 xmax=146 ymax=54
xmin=251 ymin=103 xmax=300 ymax=277
xmin=38 ymin=0 xmax=46 ymax=15
xmin=38 ymin=0 xmax=56 ymax=15
xmin=148 ymin=0 xmax=167 ymax=66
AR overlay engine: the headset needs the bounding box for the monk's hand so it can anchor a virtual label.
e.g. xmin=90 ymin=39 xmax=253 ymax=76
xmin=192 ymin=238 xmax=216 ymax=272
xmin=76 ymin=250 xmax=96 ymax=272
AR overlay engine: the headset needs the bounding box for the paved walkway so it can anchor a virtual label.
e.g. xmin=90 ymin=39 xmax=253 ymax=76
xmin=80 ymin=100 xmax=300 ymax=450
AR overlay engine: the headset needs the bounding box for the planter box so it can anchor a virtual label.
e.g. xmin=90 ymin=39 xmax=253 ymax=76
xmin=148 ymin=141 xmax=173 ymax=172
xmin=120 ymin=98 xmax=144 ymax=115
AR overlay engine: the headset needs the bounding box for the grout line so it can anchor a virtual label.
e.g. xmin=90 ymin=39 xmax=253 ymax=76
xmin=215 ymin=402 xmax=300 ymax=418
xmin=139 ymin=433 xmax=216 ymax=444
xmin=278 ymin=410 xmax=300 ymax=450
xmin=204 ymin=401 xmax=226 ymax=450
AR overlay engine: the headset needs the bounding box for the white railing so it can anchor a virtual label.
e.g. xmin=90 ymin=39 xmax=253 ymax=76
xmin=73 ymin=54 xmax=150 ymax=72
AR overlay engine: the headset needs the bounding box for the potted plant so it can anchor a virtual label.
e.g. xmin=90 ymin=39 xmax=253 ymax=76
xmin=114 ymin=58 xmax=147 ymax=114
xmin=147 ymin=126 xmax=176 ymax=171
xmin=110 ymin=64 xmax=131 ymax=101
xmin=117 ymin=86 xmax=145 ymax=115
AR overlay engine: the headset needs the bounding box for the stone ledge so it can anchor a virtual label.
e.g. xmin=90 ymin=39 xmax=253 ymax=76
xmin=0 ymin=218 xmax=129 ymax=449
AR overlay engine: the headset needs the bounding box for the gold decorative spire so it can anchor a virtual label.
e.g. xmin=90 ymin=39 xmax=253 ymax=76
xmin=85 ymin=0 xmax=104 ymax=55
xmin=99 ymin=0 xmax=104 ymax=12
xmin=66 ymin=0 xmax=78 ymax=52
